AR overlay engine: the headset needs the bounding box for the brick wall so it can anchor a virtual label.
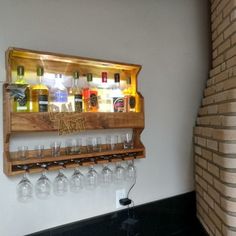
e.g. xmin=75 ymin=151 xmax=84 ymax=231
xmin=194 ymin=0 xmax=236 ymax=235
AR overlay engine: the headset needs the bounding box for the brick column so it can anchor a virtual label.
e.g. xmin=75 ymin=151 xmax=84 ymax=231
xmin=194 ymin=0 xmax=236 ymax=235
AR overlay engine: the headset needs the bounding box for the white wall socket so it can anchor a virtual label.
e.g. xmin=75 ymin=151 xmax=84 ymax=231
xmin=116 ymin=189 xmax=126 ymax=208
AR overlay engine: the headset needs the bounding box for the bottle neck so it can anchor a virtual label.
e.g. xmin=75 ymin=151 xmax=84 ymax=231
xmin=114 ymin=81 xmax=120 ymax=89
xmin=87 ymin=80 xmax=93 ymax=88
xmin=74 ymin=78 xmax=80 ymax=87
xmin=125 ymin=83 xmax=130 ymax=90
xmin=16 ymin=75 xmax=26 ymax=84
xmin=54 ymin=78 xmax=66 ymax=90
xmin=37 ymin=75 xmax=43 ymax=84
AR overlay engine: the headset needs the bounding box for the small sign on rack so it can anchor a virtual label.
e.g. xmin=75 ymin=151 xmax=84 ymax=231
xmin=48 ymin=112 xmax=86 ymax=135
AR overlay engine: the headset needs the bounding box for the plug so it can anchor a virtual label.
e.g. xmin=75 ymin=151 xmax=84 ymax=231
xmin=119 ymin=198 xmax=132 ymax=206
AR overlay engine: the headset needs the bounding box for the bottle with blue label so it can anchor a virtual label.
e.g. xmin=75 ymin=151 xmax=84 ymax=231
xmin=49 ymin=74 xmax=68 ymax=112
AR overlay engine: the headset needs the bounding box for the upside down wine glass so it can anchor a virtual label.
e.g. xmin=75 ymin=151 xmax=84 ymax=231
xmin=101 ymin=164 xmax=113 ymax=187
xmin=126 ymin=160 xmax=136 ymax=182
xmin=17 ymin=171 xmax=33 ymax=203
xmin=114 ymin=162 xmax=126 ymax=184
xmin=70 ymin=167 xmax=85 ymax=193
xmin=86 ymin=166 xmax=99 ymax=189
xmin=35 ymin=170 xmax=51 ymax=199
xmin=53 ymin=169 xmax=69 ymax=196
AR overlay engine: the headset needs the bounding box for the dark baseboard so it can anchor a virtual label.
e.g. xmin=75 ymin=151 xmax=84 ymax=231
xmin=27 ymin=191 xmax=208 ymax=236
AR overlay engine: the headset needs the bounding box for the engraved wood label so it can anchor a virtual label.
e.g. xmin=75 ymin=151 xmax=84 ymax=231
xmin=48 ymin=112 xmax=86 ymax=135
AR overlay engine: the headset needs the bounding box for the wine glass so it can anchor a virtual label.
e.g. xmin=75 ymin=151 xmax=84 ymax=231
xmin=114 ymin=162 xmax=126 ymax=184
xmin=35 ymin=170 xmax=51 ymax=199
xmin=126 ymin=160 xmax=136 ymax=182
xmin=17 ymin=171 xmax=33 ymax=203
xmin=101 ymin=164 xmax=113 ymax=187
xmin=70 ymin=167 xmax=85 ymax=193
xmin=86 ymin=166 xmax=99 ymax=189
xmin=53 ymin=169 xmax=69 ymax=196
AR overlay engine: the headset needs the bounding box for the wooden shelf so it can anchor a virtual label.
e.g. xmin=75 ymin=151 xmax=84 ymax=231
xmin=5 ymin=146 xmax=145 ymax=176
xmin=10 ymin=111 xmax=144 ymax=133
xmin=3 ymin=47 xmax=145 ymax=176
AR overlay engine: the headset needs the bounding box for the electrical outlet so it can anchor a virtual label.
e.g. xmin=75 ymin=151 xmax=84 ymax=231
xmin=116 ymin=189 xmax=126 ymax=208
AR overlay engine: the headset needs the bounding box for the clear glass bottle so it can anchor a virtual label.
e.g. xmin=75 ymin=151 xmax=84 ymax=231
xmin=31 ymin=67 xmax=49 ymax=112
xmin=13 ymin=65 xmax=30 ymax=112
xmin=67 ymin=71 xmax=83 ymax=112
xmin=82 ymin=73 xmax=98 ymax=112
xmin=49 ymin=74 xmax=68 ymax=112
xmin=98 ymin=72 xmax=113 ymax=112
xmin=111 ymin=73 xmax=125 ymax=112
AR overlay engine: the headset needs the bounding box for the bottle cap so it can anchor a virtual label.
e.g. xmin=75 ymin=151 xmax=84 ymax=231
xmin=102 ymin=72 xmax=107 ymax=83
xmin=126 ymin=77 xmax=131 ymax=85
xmin=87 ymin=73 xmax=93 ymax=82
xmin=74 ymin=71 xmax=80 ymax=79
xmin=37 ymin=67 xmax=44 ymax=76
xmin=55 ymin=74 xmax=63 ymax=79
xmin=114 ymin=73 xmax=120 ymax=83
xmin=17 ymin=66 xmax=24 ymax=76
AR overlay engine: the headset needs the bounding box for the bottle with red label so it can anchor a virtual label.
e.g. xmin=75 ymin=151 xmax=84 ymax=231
xmin=98 ymin=72 xmax=113 ymax=112
xmin=83 ymin=73 xmax=98 ymax=112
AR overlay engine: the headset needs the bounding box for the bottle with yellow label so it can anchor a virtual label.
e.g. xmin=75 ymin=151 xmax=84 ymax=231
xmin=67 ymin=71 xmax=83 ymax=112
xmin=31 ymin=67 xmax=49 ymax=112
xmin=13 ymin=66 xmax=30 ymax=112
xmin=123 ymin=77 xmax=137 ymax=112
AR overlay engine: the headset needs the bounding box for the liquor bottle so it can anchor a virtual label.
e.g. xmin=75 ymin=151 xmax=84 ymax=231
xmin=31 ymin=67 xmax=49 ymax=112
xmin=111 ymin=73 xmax=125 ymax=112
xmin=123 ymin=77 xmax=136 ymax=112
xmin=98 ymin=72 xmax=113 ymax=112
xmin=49 ymin=74 xmax=68 ymax=112
xmin=82 ymin=73 xmax=98 ymax=112
xmin=67 ymin=71 xmax=83 ymax=112
xmin=12 ymin=65 xmax=30 ymax=112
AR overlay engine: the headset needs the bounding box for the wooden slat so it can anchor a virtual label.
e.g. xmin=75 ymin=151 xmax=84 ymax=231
xmin=11 ymin=112 xmax=144 ymax=132
xmin=7 ymin=153 xmax=144 ymax=176
xmin=9 ymin=147 xmax=144 ymax=165
xmin=7 ymin=47 xmax=141 ymax=73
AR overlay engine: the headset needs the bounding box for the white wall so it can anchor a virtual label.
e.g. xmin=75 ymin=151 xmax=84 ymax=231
xmin=0 ymin=0 xmax=210 ymax=235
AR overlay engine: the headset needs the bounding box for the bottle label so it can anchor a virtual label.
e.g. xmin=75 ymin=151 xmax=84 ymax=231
xmin=38 ymin=95 xmax=48 ymax=112
xmin=129 ymin=96 xmax=136 ymax=109
xmin=18 ymin=96 xmax=27 ymax=106
xmin=75 ymin=94 xmax=83 ymax=112
xmin=113 ymin=97 xmax=125 ymax=112
xmin=14 ymin=86 xmax=29 ymax=111
xmin=54 ymin=91 xmax=68 ymax=103
xmin=90 ymin=93 xmax=98 ymax=107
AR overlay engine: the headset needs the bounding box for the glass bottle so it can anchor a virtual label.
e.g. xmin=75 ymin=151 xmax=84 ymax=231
xmin=31 ymin=67 xmax=49 ymax=112
xmin=123 ymin=77 xmax=136 ymax=112
xmin=67 ymin=71 xmax=83 ymax=112
xmin=13 ymin=65 xmax=30 ymax=112
xmin=82 ymin=73 xmax=98 ymax=112
xmin=98 ymin=72 xmax=113 ymax=112
xmin=111 ymin=73 xmax=125 ymax=112
xmin=49 ymin=74 xmax=68 ymax=112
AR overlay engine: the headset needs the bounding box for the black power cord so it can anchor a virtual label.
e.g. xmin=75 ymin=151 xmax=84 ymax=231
xmin=119 ymin=167 xmax=140 ymax=236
